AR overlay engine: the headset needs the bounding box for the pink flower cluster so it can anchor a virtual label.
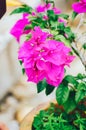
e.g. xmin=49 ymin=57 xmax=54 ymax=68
xmin=72 ymin=0 xmax=86 ymax=13
xmin=10 ymin=13 xmax=31 ymax=42
xmin=36 ymin=3 xmax=61 ymax=14
xmin=18 ymin=27 xmax=74 ymax=87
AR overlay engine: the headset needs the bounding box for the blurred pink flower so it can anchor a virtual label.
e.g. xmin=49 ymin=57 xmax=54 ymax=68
xmin=58 ymin=18 xmax=67 ymax=26
xmin=52 ymin=7 xmax=61 ymax=14
xmin=18 ymin=27 xmax=74 ymax=86
xmin=36 ymin=3 xmax=51 ymax=13
xmin=72 ymin=0 xmax=86 ymax=13
xmin=10 ymin=13 xmax=30 ymax=42
xmin=43 ymin=15 xmax=49 ymax=20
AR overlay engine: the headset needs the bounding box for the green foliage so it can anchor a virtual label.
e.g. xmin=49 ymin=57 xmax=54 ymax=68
xmin=75 ymin=82 xmax=86 ymax=103
xmin=19 ymin=60 xmax=23 ymax=65
xmin=56 ymin=74 xmax=86 ymax=113
xmin=58 ymin=14 xmax=69 ymax=20
xmin=22 ymin=68 xmax=25 ymax=74
xmin=63 ymin=92 xmax=77 ymax=113
xmin=10 ymin=4 xmax=33 ymax=15
xmin=56 ymin=84 xmax=70 ymax=105
xmin=45 ymin=84 xmax=55 ymax=95
xmin=64 ymin=27 xmax=75 ymax=42
xmin=32 ymin=103 xmax=86 ymax=130
xmin=83 ymin=43 xmax=86 ymax=50
xmin=54 ymin=35 xmax=70 ymax=47
xmin=37 ymin=79 xmax=55 ymax=95
xmin=37 ymin=79 xmax=46 ymax=93
xmin=72 ymin=11 xmax=78 ymax=20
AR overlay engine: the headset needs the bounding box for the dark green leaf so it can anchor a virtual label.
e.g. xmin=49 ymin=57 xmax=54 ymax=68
xmin=47 ymin=10 xmax=58 ymax=20
xmin=63 ymin=92 xmax=77 ymax=113
xmin=72 ymin=11 xmax=78 ymax=20
xmin=83 ymin=43 xmax=86 ymax=49
xmin=22 ymin=68 xmax=25 ymax=74
xmin=64 ymin=27 xmax=75 ymax=42
xmin=45 ymin=84 xmax=55 ymax=95
xmin=37 ymin=79 xmax=46 ymax=93
xmin=19 ymin=60 xmax=23 ymax=65
xmin=10 ymin=5 xmax=33 ymax=15
xmin=64 ymin=75 xmax=78 ymax=87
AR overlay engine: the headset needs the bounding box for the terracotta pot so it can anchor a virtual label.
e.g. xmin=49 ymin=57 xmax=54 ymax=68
xmin=20 ymin=100 xmax=57 ymax=130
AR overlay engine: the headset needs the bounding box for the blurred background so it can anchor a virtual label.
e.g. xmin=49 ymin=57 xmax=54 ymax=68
xmin=0 ymin=0 xmax=85 ymax=129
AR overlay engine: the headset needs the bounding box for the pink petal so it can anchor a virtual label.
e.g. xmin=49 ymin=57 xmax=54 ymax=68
xmin=72 ymin=2 xmax=86 ymax=13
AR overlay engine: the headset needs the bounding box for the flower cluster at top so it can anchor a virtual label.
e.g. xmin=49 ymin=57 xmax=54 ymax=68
xmin=72 ymin=0 xmax=86 ymax=13
xmin=10 ymin=1 xmax=75 ymax=87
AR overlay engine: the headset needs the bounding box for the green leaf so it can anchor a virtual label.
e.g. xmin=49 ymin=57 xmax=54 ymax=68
xmin=72 ymin=11 xmax=78 ymax=20
xmin=55 ymin=35 xmax=70 ymax=47
xmin=19 ymin=60 xmax=23 ymax=65
xmin=77 ymin=82 xmax=86 ymax=91
xmin=64 ymin=27 xmax=75 ymax=42
xmin=76 ymin=73 xmax=86 ymax=80
xmin=64 ymin=75 xmax=78 ymax=87
xmin=57 ymin=23 xmax=65 ymax=32
xmin=75 ymin=82 xmax=86 ymax=103
xmin=10 ymin=5 xmax=33 ymax=15
xmin=75 ymin=90 xmax=86 ymax=103
xmin=83 ymin=43 xmax=86 ymax=49
xmin=22 ymin=68 xmax=25 ymax=74
xmin=26 ymin=34 xmax=32 ymax=41
xmin=37 ymin=79 xmax=46 ymax=93
xmin=63 ymin=92 xmax=77 ymax=113
xmin=56 ymin=84 xmax=70 ymax=105
xmin=47 ymin=10 xmax=58 ymax=21
xmin=58 ymin=14 xmax=69 ymax=20
xmin=80 ymin=124 xmax=84 ymax=130
xmin=45 ymin=84 xmax=55 ymax=95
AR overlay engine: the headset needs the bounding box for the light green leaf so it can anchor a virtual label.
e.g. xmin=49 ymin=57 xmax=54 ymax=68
xmin=56 ymin=84 xmax=70 ymax=105
xmin=55 ymin=35 xmax=70 ymax=47
xmin=75 ymin=88 xmax=86 ymax=103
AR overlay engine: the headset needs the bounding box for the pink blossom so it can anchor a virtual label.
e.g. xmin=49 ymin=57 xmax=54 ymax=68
xmin=72 ymin=0 xmax=86 ymax=13
xmin=43 ymin=15 xmax=48 ymax=20
xmin=52 ymin=7 xmax=61 ymax=14
xmin=18 ymin=27 xmax=74 ymax=87
xmin=36 ymin=3 xmax=51 ymax=13
xmin=58 ymin=18 xmax=67 ymax=26
xmin=10 ymin=13 xmax=30 ymax=42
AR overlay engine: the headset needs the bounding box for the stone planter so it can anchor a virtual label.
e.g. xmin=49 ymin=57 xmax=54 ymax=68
xmin=20 ymin=100 xmax=57 ymax=130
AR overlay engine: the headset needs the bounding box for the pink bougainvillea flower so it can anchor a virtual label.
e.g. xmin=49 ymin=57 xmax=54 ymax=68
xmin=43 ymin=15 xmax=49 ymax=20
xmin=52 ymin=7 xmax=61 ymax=14
xmin=72 ymin=0 xmax=86 ymax=13
xmin=42 ymin=40 xmax=74 ymax=66
xmin=10 ymin=13 xmax=30 ymax=42
xmin=18 ymin=27 xmax=74 ymax=87
xmin=58 ymin=18 xmax=67 ymax=26
xmin=36 ymin=3 xmax=51 ymax=13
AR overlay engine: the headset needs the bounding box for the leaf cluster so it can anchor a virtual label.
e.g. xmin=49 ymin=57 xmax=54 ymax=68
xmin=10 ymin=3 xmax=75 ymax=44
xmin=56 ymin=74 xmax=86 ymax=113
xmin=32 ymin=103 xmax=86 ymax=130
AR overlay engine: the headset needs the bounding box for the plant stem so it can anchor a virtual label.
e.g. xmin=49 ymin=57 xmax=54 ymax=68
xmin=75 ymin=13 xmax=84 ymax=34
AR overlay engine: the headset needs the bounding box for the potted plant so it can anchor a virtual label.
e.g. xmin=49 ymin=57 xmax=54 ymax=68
xmin=10 ymin=0 xmax=86 ymax=129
